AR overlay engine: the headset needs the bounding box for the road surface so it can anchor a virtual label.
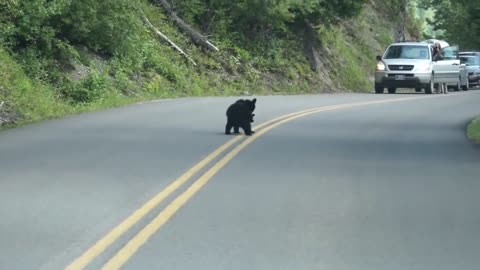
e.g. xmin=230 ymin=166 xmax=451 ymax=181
xmin=1 ymin=91 xmax=479 ymax=270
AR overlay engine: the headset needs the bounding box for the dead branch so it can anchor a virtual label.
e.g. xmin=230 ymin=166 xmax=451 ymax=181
xmin=141 ymin=11 xmax=197 ymax=66
xmin=153 ymin=0 xmax=219 ymax=52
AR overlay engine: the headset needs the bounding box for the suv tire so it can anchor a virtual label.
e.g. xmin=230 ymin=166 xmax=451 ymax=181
xmin=375 ymin=83 xmax=384 ymax=94
xmin=388 ymin=88 xmax=396 ymax=94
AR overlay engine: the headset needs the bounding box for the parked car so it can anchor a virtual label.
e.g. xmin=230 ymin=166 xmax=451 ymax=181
xmin=459 ymin=51 xmax=480 ymax=57
xmin=374 ymin=41 xmax=464 ymax=94
xmin=459 ymin=54 xmax=480 ymax=88
xmin=457 ymin=62 xmax=469 ymax=91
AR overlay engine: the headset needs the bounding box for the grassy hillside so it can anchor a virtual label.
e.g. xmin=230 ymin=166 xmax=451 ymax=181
xmin=0 ymin=0 xmax=421 ymax=128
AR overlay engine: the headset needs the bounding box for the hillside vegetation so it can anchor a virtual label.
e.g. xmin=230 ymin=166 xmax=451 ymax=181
xmin=0 ymin=0 xmax=424 ymax=127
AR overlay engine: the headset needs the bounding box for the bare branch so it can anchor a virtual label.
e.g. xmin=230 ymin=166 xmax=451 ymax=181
xmin=153 ymin=0 xmax=219 ymax=52
xmin=141 ymin=10 xmax=197 ymax=66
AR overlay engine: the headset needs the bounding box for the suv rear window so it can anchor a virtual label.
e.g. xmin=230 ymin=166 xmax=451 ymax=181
xmin=384 ymin=45 xmax=430 ymax=60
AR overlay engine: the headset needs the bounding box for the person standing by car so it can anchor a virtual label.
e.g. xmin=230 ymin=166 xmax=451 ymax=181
xmin=431 ymin=42 xmax=445 ymax=93
xmin=432 ymin=42 xmax=443 ymax=61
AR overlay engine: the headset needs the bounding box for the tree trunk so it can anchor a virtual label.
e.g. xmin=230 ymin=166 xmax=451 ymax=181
xmin=153 ymin=0 xmax=219 ymax=52
xmin=303 ymin=19 xmax=322 ymax=72
xmin=141 ymin=11 xmax=197 ymax=66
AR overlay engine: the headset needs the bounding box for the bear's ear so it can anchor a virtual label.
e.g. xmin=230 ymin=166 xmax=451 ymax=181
xmin=252 ymin=98 xmax=257 ymax=103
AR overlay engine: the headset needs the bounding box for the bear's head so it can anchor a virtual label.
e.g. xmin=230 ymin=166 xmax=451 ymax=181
xmin=244 ymin=98 xmax=256 ymax=112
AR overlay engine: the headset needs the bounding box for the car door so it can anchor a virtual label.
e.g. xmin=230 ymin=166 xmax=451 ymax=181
xmin=433 ymin=46 xmax=460 ymax=84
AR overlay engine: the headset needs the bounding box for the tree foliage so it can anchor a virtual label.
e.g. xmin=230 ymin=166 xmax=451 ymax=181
xmin=0 ymin=0 xmax=70 ymax=52
xmin=0 ymin=0 xmax=145 ymax=58
xmin=0 ymin=0 xmax=370 ymax=57
xmin=173 ymin=0 xmax=367 ymax=41
xmin=419 ymin=0 xmax=480 ymax=49
xmin=59 ymin=0 xmax=144 ymax=57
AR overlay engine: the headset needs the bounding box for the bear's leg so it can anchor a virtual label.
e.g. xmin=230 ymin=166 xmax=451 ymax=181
xmin=233 ymin=124 xmax=240 ymax=134
xmin=225 ymin=120 xmax=233 ymax=135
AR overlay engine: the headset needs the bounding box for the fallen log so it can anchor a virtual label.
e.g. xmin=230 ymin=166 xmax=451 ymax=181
xmin=153 ymin=0 xmax=219 ymax=52
xmin=141 ymin=11 xmax=197 ymax=66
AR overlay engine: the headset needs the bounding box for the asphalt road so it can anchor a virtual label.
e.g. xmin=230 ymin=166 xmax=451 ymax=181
xmin=1 ymin=91 xmax=479 ymax=270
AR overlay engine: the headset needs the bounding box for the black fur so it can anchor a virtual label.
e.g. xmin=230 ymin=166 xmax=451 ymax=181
xmin=225 ymin=98 xmax=256 ymax=136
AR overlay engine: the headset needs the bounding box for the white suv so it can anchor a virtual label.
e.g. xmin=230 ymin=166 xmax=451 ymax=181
xmin=374 ymin=42 xmax=464 ymax=94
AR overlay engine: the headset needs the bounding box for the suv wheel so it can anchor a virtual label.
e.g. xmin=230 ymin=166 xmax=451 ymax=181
xmin=425 ymin=75 xmax=434 ymax=94
xmin=415 ymin=88 xmax=422 ymax=92
xmin=388 ymin=88 xmax=396 ymax=94
xmin=375 ymin=83 xmax=384 ymax=94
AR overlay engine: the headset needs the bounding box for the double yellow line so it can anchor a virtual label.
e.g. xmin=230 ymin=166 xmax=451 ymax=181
xmin=65 ymin=95 xmax=430 ymax=270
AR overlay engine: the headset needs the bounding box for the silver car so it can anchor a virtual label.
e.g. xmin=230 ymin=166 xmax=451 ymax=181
xmin=459 ymin=54 xmax=480 ymax=88
xmin=375 ymin=42 xmax=463 ymax=94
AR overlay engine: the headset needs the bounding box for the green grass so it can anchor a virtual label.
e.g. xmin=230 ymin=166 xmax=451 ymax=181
xmin=467 ymin=116 xmax=480 ymax=144
xmin=0 ymin=48 xmax=74 ymax=126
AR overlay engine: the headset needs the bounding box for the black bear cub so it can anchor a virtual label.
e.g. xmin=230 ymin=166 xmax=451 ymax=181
xmin=225 ymin=98 xmax=256 ymax=136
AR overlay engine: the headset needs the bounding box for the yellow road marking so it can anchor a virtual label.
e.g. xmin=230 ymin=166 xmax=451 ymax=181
xmin=100 ymin=96 xmax=426 ymax=270
xmin=65 ymin=102 xmax=371 ymax=270
xmin=65 ymin=138 xmax=242 ymax=270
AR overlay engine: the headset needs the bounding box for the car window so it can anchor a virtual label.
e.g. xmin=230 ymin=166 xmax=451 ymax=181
xmin=384 ymin=45 xmax=430 ymax=60
xmin=460 ymin=56 xmax=480 ymax=66
xmin=440 ymin=46 xmax=458 ymax=60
